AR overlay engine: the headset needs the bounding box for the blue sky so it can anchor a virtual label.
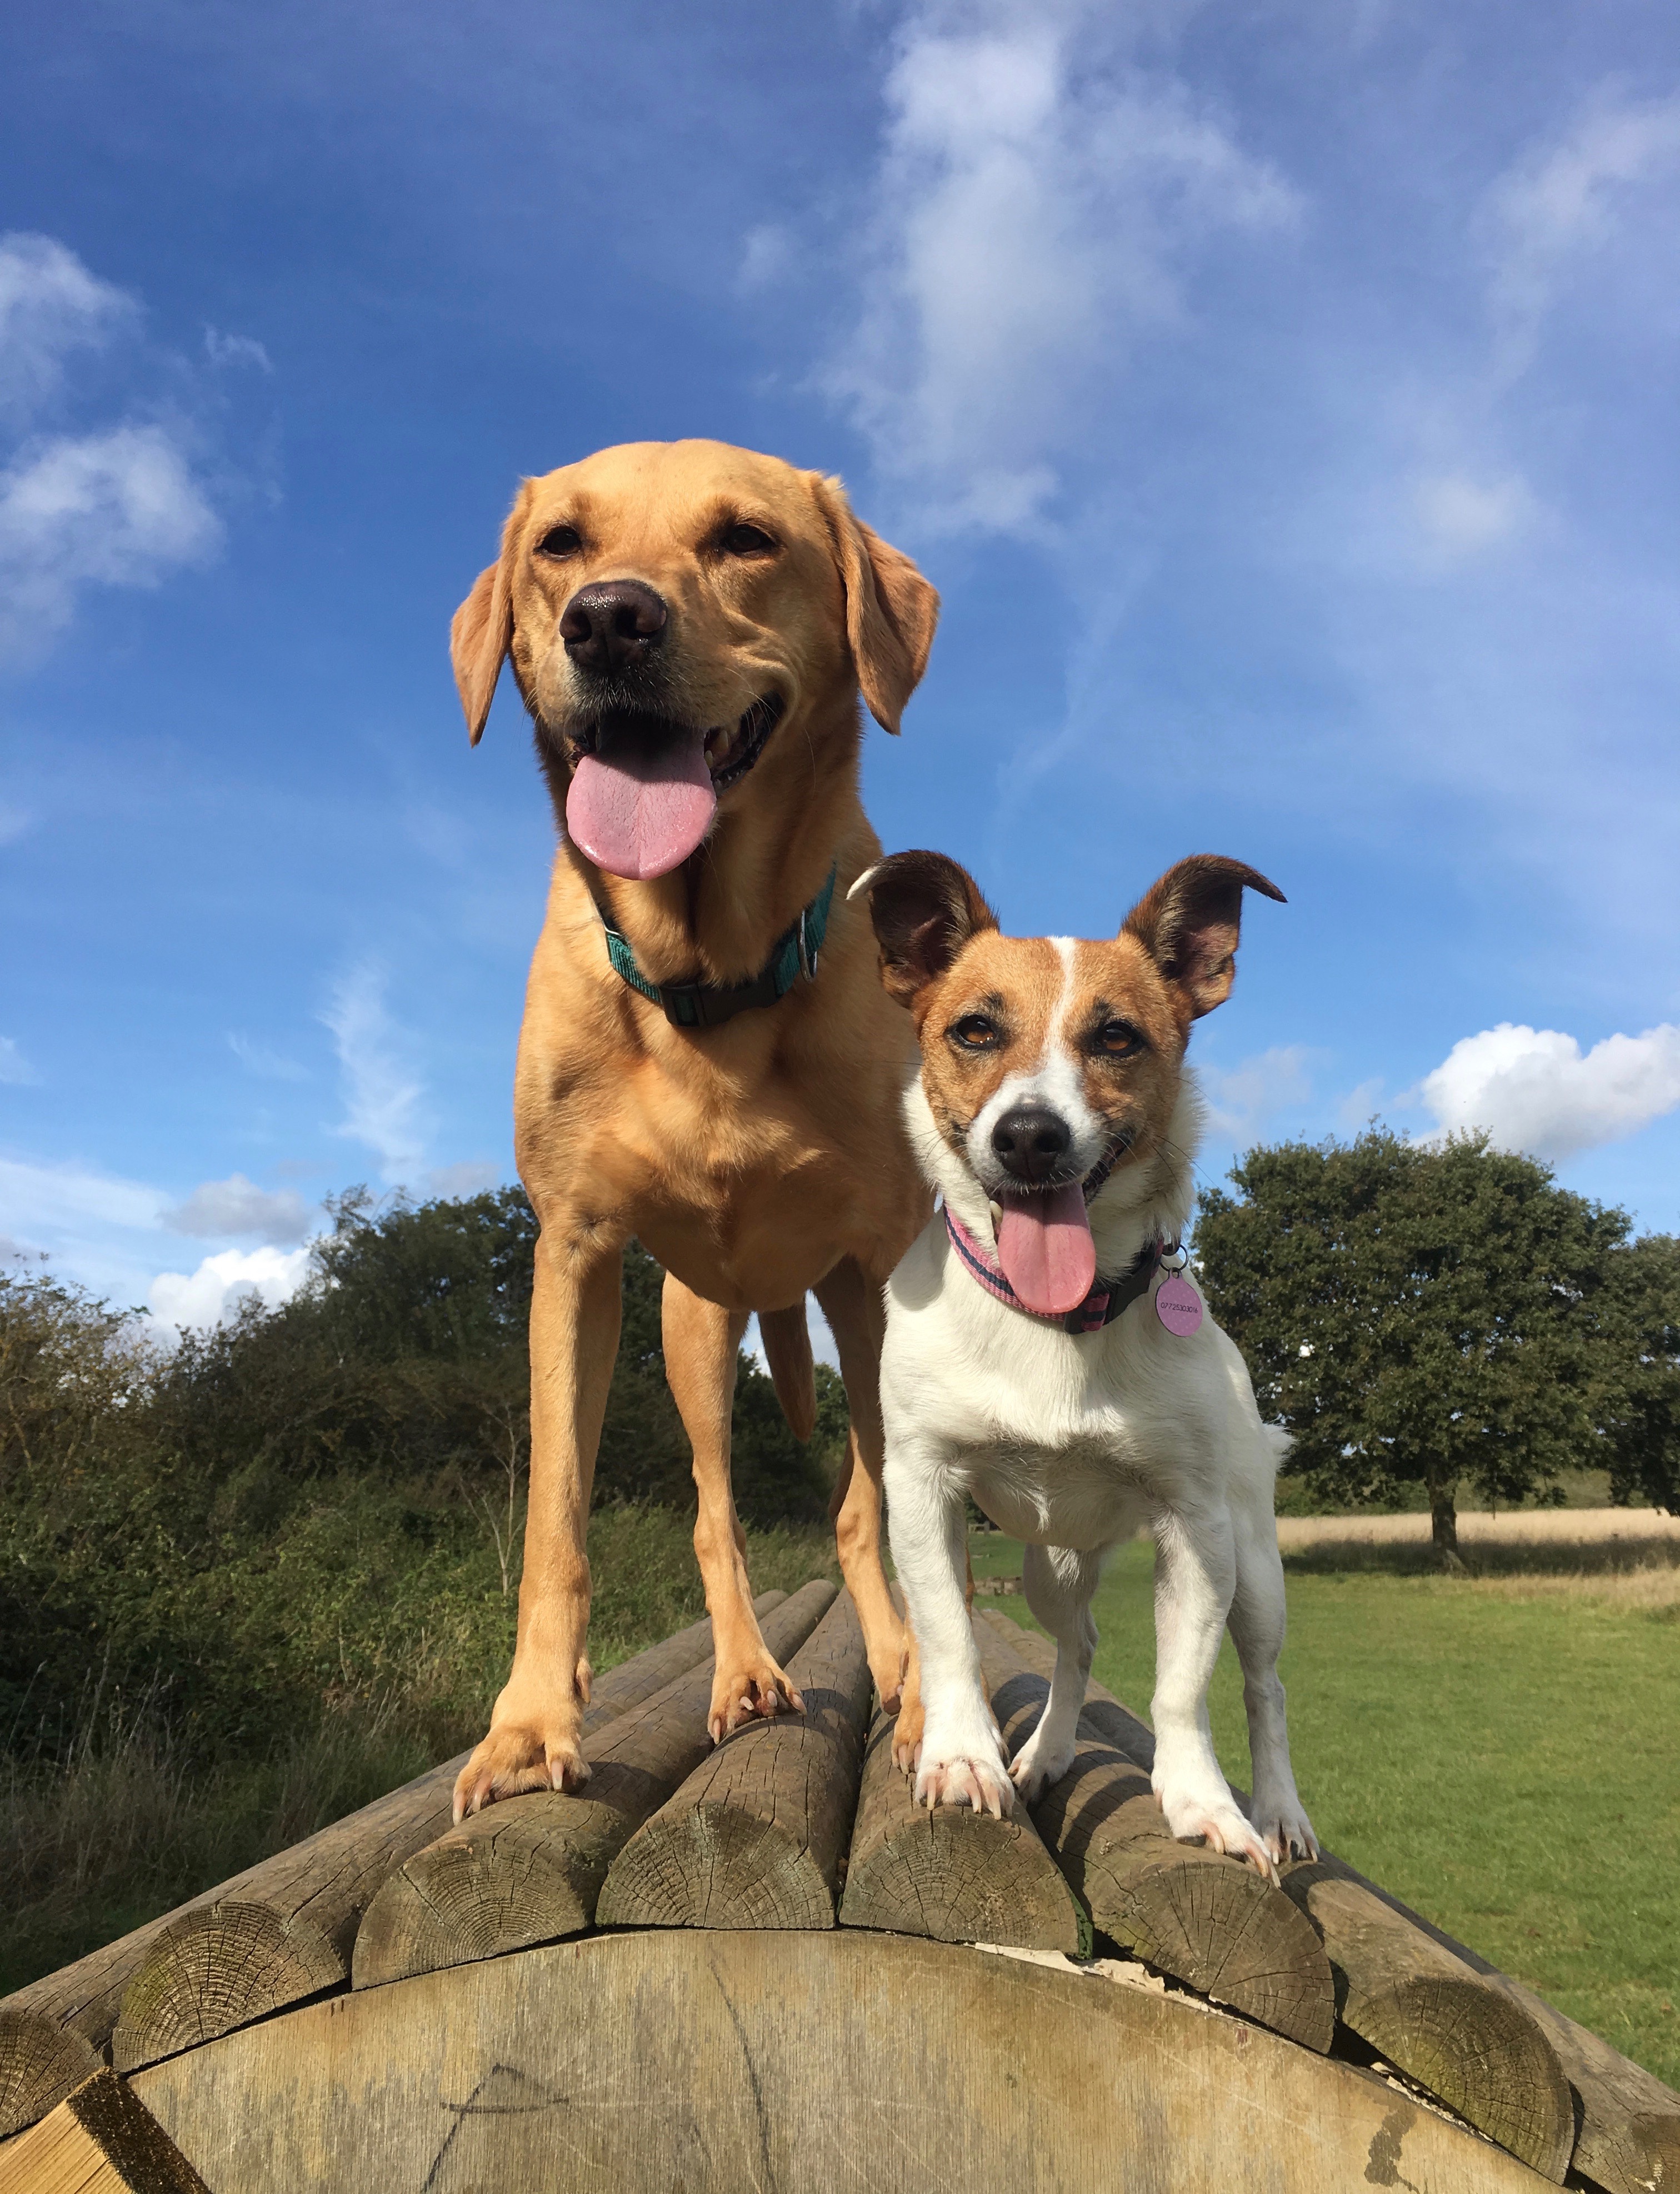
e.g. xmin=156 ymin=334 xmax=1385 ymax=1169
xmin=2 ymin=0 xmax=1678 ymax=1330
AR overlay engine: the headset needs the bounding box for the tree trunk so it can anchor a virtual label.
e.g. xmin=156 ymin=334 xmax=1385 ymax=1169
xmin=1428 ymin=1475 xmax=1464 ymax=1569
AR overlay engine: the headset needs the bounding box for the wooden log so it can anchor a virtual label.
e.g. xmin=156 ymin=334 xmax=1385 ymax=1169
xmin=836 ymin=1673 xmax=1085 ymax=1953
xmin=986 ymin=1607 xmax=1671 ymax=2187
xmin=1282 ymin=1865 xmax=1573 ymax=2180
xmin=0 ymin=2070 xmax=208 ymax=2194
xmin=348 ymin=1581 xmax=838 ymax=1994
xmin=0 ymin=1592 xmax=785 ymax=2137
xmin=1295 ymin=1851 xmax=1680 ymax=2194
xmin=972 ymin=1616 xmax=1335 ymax=2052
xmin=129 ymin=1929 xmax=1562 ymax=2193
xmin=596 ymin=1590 xmax=873 ymax=1930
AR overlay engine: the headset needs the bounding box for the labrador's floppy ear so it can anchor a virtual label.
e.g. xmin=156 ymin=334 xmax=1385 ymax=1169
xmin=450 ymin=482 xmax=532 ymax=745
xmin=849 ymin=850 xmax=996 ymax=1010
xmin=1122 ymin=856 xmax=1285 ymax=1020
xmin=810 ymin=474 xmax=939 ymax=734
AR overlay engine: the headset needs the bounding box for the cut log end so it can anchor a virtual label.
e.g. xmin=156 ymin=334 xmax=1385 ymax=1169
xmin=110 ymin=1901 xmax=344 ymax=2072
xmin=598 ymin=1800 xmax=836 ymax=1932
xmin=0 ymin=2067 xmax=211 ymax=2193
xmin=0 ymin=2007 xmax=103 ymax=2141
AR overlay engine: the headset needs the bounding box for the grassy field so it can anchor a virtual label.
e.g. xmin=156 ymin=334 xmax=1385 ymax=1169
xmin=969 ymin=1531 xmax=1680 ymax=2088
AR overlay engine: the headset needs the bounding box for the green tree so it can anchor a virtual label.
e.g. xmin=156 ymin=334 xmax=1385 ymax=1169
xmin=1594 ymin=1232 xmax=1680 ymax=1512
xmin=1196 ymin=1128 xmax=1637 ymax=1559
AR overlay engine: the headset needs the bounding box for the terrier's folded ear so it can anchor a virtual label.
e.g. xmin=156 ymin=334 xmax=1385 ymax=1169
xmin=1122 ymin=856 xmax=1285 ymax=1020
xmin=849 ymin=851 xmax=998 ymax=1009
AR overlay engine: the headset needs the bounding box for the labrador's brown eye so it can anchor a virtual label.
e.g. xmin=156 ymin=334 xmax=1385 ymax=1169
xmin=722 ymin=522 xmax=776 ymax=557
xmin=537 ymin=524 xmax=582 ymax=558
xmin=951 ymin=1015 xmax=1002 ymax=1051
xmin=1095 ymin=1019 xmax=1146 ymax=1057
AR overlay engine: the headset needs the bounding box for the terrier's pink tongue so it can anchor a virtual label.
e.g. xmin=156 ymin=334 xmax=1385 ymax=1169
xmin=566 ymin=728 xmax=717 ymax=881
xmin=994 ymin=1182 xmax=1096 ymax=1317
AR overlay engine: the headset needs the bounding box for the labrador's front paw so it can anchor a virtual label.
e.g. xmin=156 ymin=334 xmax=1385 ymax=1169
xmin=452 ymin=1666 xmax=592 ymax=1822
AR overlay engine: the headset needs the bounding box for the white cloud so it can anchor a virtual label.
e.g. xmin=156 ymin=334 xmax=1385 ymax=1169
xmin=148 ymin=1244 xmax=313 ymax=1335
xmin=1413 ymin=469 xmax=1538 ymax=560
xmin=0 ymin=1153 xmax=162 ymax=1236
xmin=161 ymin=1172 xmax=313 ymax=1245
xmin=1486 ymin=89 xmax=1680 ymax=374
xmin=0 ymin=424 xmax=221 ymax=657
xmin=228 ymin=1032 xmax=309 ymax=1082
xmin=0 ymin=232 xmax=136 ymax=423
xmin=1416 ymin=1021 xmax=1680 ymax=1162
xmin=203 ymin=326 xmax=272 ymax=372
xmin=1201 ymin=1045 xmax=1313 ymax=1143
xmin=0 ymin=1038 xmax=39 ymax=1086
xmin=827 ymin=3 xmax=1298 ymax=531
xmin=323 ymin=962 xmax=428 ymax=1185
xmin=425 ymin=1158 xmax=502 ymax=1200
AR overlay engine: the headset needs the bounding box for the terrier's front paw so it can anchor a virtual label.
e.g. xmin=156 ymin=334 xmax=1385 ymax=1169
xmin=1008 ymin=1725 xmax=1077 ymax=1806
xmin=914 ymin=1718 xmax=1014 ymax=1817
xmin=1156 ymin=1781 xmax=1279 ymax=1881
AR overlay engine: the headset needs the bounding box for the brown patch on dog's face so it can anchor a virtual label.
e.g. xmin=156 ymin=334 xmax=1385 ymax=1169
xmin=449 ymin=440 xmax=938 ymax=818
xmin=861 ymin=849 xmax=1283 ymax=1196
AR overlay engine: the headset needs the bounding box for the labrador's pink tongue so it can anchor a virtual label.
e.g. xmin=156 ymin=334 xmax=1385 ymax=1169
xmin=995 ymin=1183 xmax=1096 ymax=1317
xmin=566 ymin=727 xmax=717 ymax=881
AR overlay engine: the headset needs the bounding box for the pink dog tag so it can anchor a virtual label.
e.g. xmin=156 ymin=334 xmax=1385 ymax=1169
xmin=1155 ymin=1273 xmax=1203 ymax=1336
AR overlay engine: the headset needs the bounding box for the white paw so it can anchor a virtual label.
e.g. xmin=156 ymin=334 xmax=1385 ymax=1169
xmin=1250 ymin=1787 xmax=1319 ymax=1866
xmin=1157 ymin=1781 xmax=1279 ymax=1881
xmin=915 ymin=1717 xmax=1014 ymax=1817
xmin=1008 ymin=1727 xmax=1077 ymax=1806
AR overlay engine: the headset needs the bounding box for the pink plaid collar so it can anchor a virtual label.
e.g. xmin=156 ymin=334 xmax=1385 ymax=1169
xmin=944 ymin=1203 xmax=1162 ymax=1336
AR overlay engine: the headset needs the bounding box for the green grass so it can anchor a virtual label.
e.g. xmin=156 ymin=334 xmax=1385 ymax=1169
xmin=973 ymin=1532 xmax=1680 ymax=2087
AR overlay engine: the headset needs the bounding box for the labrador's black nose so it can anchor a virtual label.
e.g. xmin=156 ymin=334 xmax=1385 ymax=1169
xmin=991 ymin=1107 xmax=1072 ymax=1185
xmin=560 ymin=579 xmax=668 ymax=674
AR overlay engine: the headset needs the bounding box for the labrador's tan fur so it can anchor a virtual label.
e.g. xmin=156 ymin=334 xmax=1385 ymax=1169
xmin=448 ymin=439 xmax=938 ymax=1814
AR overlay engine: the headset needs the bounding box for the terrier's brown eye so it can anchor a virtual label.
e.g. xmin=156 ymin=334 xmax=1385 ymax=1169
xmin=536 ymin=524 xmax=582 ymax=558
xmin=1096 ymin=1020 xmax=1146 ymax=1057
xmin=722 ymin=522 xmax=776 ymax=557
xmin=951 ymin=1015 xmax=1001 ymax=1051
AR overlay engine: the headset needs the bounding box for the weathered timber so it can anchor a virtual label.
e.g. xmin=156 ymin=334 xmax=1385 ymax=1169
xmin=596 ymin=1590 xmax=873 ymax=1930
xmin=837 ymin=1686 xmax=1084 ymax=1952
xmin=129 ymin=1930 xmax=1561 ymax=2192
xmin=0 ymin=1592 xmax=784 ymax=2137
xmin=1281 ymin=1865 xmax=1573 ymax=2180
xmin=973 ymin=1614 xmax=1334 ymax=2051
xmin=0 ymin=2070 xmax=208 ymax=2194
xmin=976 ymin=1608 xmax=1157 ymax=1762
xmin=102 ymin=1588 xmax=806 ymax=2077
xmin=348 ymin=1581 xmax=838 ymax=1993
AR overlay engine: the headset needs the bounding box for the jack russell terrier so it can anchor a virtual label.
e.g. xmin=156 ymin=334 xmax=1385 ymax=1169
xmin=852 ymin=849 xmax=1318 ymax=1877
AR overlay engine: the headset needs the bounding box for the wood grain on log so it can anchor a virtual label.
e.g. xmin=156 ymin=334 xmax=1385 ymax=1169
xmin=596 ymin=1590 xmax=872 ymax=1931
xmin=348 ymin=1581 xmax=837 ymax=1994
xmin=0 ymin=1592 xmax=786 ymax=2136
xmin=130 ymin=1930 xmax=1561 ymax=2193
xmin=836 ymin=1686 xmax=1084 ymax=1953
xmin=973 ymin=1613 xmax=1334 ymax=2052
xmin=0 ymin=2069 xmax=208 ymax=2194
xmin=1282 ymin=1865 xmax=1573 ymax=2181
xmin=98 ymin=1590 xmax=803 ymax=2078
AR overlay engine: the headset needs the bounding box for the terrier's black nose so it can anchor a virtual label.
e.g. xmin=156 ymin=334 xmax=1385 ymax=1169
xmin=991 ymin=1107 xmax=1072 ymax=1185
xmin=560 ymin=579 xmax=668 ymax=674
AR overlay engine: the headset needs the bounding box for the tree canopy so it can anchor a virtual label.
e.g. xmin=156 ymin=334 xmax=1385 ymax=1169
xmin=1196 ymin=1127 xmax=1679 ymax=1553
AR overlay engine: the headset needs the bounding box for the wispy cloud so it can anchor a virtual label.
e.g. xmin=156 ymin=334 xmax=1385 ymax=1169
xmin=1484 ymin=88 xmax=1680 ymax=379
xmin=203 ymin=326 xmax=272 ymax=373
xmin=1199 ymin=1045 xmax=1314 ymax=1144
xmin=228 ymin=1032 xmax=309 ymax=1082
xmin=322 ymin=962 xmax=428 ymax=1185
xmin=0 ymin=232 xmax=232 ymax=661
xmin=1416 ymin=1021 xmax=1680 ymax=1161
xmin=0 ymin=1037 xmax=39 ymax=1086
xmin=0 ymin=232 xmax=136 ymax=424
xmin=826 ymin=2 xmax=1298 ymax=533
xmin=0 ymin=425 xmax=221 ymax=657
xmin=161 ymin=1172 xmax=313 ymax=1246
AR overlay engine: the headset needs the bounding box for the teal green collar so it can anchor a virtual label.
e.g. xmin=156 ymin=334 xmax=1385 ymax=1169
xmin=597 ymin=866 xmax=837 ymax=1031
